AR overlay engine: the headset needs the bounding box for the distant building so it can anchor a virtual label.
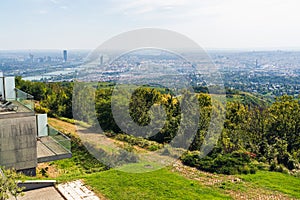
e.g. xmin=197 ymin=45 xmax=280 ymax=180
xmin=29 ymin=54 xmax=34 ymax=63
xmin=100 ymin=55 xmax=104 ymax=66
xmin=37 ymin=57 xmax=44 ymax=63
xmin=63 ymin=50 xmax=68 ymax=62
xmin=0 ymin=74 xmax=71 ymax=176
xmin=46 ymin=56 xmax=52 ymax=62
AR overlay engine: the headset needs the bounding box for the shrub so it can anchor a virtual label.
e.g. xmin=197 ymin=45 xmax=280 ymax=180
xmin=269 ymin=163 xmax=289 ymax=174
xmin=113 ymin=134 xmax=163 ymax=151
xmin=181 ymin=151 xmax=201 ymax=168
xmin=34 ymin=104 xmax=49 ymax=114
xmin=181 ymin=150 xmax=256 ymax=175
xmin=250 ymin=168 xmax=257 ymax=174
xmin=148 ymin=145 xmax=159 ymax=151
xmin=287 ymin=158 xmax=297 ymax=170
xmin=0 ymin=167 xmax=25 ymax=200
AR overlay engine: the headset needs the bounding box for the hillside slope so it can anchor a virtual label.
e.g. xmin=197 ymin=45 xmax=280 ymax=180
xmin=40 ymin=118 xmax=300 ymax=200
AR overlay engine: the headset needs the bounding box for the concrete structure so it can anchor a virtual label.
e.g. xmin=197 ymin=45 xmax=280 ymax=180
xmin=0 ymin=74 xmax=71 ymax=176
xmin=0 ymin=112 xmax=37 ymax=175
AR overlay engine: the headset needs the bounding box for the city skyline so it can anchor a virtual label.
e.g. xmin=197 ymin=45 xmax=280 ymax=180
xmin=1 ymin=0 xmax=300 ymax=50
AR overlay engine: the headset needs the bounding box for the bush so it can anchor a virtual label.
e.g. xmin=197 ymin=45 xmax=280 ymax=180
xmin=269 ymin=163 xmax=289 ymax=174
xmin=34 ymin=104 xmax=49 ymax=114
xmin=181 ymin=151 xmax=202 ymax=168
xmin=287 ymin=158 xmax=297 ymax=170
xmin=240 ymin=165 xmax=250 ymax=174
xmin=219 ymin=167 xmax=238 ymax=175
xmin=250 ymin=168 xmax=257 ymax=174
xmin=113 ymin=134 xmax=163 ymax=151
xmin=181 ymin=150 xmax=256 ymax=175
xmin=148 ymin=145 xmax=159 ymax=151
xmin=269 ymin=162 xmax=276 ymax=171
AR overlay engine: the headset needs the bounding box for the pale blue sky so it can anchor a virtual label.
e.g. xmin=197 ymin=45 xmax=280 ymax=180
xmin=1 ymin=0 xmax=300 ymax=50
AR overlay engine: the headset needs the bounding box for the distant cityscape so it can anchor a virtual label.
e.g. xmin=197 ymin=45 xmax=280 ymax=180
xmin=0 ymin=50 xmax=299 ymax=98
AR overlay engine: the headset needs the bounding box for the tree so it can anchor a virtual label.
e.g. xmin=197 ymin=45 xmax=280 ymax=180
xmin=0 ymin=167 xmax=24 ymax=200
xmin=267 ymin=95 xmax=300 ymax=153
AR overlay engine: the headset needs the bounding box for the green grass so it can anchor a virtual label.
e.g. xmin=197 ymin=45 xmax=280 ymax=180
xmin=115 ymin=162 xmax=165 ymax=173
xmin=48 ymin=135 xmax=107 ymax=181
xmin=84 ymin=168 xmax=232 ymax=200
xmin=240 ymin=171 xmax=300 ymax=198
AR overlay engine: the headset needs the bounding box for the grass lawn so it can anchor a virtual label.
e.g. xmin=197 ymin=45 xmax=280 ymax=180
xmin=84 ymin=168 xmax=232 ymax=200
xmin=240 ymin=171 xmax=300 ymax=199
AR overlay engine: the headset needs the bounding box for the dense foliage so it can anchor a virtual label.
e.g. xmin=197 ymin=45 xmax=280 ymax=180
xmin=16 ymin=77 xmax=300 ymax=174
xmin=0 ymin=168 xmax=24 ymax=200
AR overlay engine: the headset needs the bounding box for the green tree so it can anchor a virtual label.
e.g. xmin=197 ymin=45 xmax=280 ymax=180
xmin=267 ymin=96 xmax=300 ymax=153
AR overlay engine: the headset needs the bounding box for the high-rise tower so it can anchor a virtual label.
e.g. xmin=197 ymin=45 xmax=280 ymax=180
xmin=63 ymin=50 xmax=67 ymax=62
xmin=100 ymin=55 xmax=103 ymax=65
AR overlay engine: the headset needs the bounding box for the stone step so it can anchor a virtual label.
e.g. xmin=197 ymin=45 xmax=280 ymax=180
xmin=57 ymin=180 xmax=100 ymax=200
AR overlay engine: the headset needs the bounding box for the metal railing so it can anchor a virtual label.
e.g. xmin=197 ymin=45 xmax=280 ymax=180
xmin=15 ymin=88 xmax=34 ymax=111
xmin=47 ymin=126 xmax=71 ymax=154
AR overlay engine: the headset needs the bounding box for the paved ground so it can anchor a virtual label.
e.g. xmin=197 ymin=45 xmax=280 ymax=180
xmin=57 ymin=180 xmax=100 ymax=200
xmin=9 ymin=180 xmax=100 ymax=200
xmin=9 ymin=187 xmax=64 ymax=200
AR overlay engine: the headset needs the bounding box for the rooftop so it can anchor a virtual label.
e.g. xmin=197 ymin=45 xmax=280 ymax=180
xmin=0 ymin=88 xmax=34 ymax=114
xmin=0 ymin=99 xmax=17 ymax=113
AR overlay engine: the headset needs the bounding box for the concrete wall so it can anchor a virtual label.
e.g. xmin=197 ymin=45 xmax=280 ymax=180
xmin=0 ymin=114 xmax=37 ymax=171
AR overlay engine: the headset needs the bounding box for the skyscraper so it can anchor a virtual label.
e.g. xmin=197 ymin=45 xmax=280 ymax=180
xmin=63 ymin=50 xmax=67 ymax=62
xmin=100 ymin=55 xmax=103 ymax=65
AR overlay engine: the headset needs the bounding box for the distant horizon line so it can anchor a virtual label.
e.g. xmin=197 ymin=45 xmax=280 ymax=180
xmin=1 ymin=47 xmax=300 ymax=52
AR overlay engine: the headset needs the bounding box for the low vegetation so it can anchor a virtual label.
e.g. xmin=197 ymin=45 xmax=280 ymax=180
xmin=0 ymin=168 xmax=24 ymax=200
xmin=181 ymin=150 xmax=257 ymax=175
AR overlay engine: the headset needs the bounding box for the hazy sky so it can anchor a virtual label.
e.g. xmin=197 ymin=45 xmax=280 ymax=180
xmin=1 ymin=0 xmax=300 ymax=50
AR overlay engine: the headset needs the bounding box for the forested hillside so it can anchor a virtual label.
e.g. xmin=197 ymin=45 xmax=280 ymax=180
xmin=16 ymin=77 xmax=300 ymax=175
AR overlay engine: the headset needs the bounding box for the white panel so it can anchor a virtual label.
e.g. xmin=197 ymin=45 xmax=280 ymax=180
xmin=4 ymin=77 xmax=16 ymax=100
xmin=0 ymin=77 xmax=3 ymax=99
xmin=37 ymin=114 xmax=48 ymax=137
xmin=0 ymin=72 xmax=3 ymax=77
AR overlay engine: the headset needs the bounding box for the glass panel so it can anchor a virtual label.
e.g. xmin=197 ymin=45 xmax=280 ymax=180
xmin=15 ymin=88 xmax=34 ymax=111
xmin=48 ymin=126 xmax=71 ymax=153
